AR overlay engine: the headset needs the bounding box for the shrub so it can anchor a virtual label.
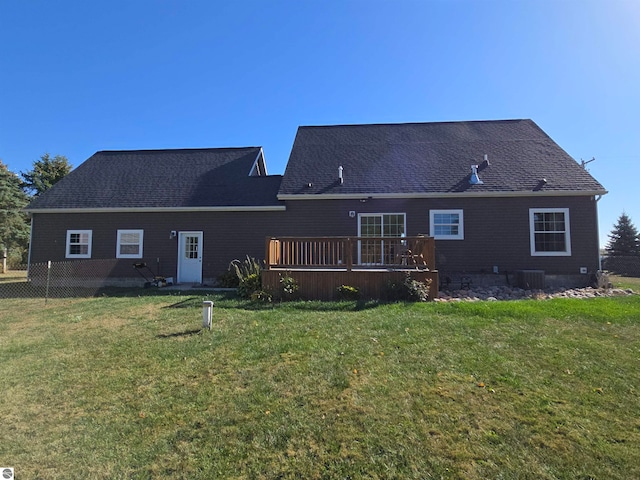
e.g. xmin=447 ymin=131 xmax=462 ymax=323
xmin=216 ymin=270 xmax=239 ymax=288
xmin=279 ymin=272 xmax=299 ymax=300
xmin=336 ymin=284 xmax=360 ymax=301
xmin=383 ymin=274 xmax=431 ymax=302
xmin=404 ymin=275 xmax=431 ymax=302
xmin=250 ymin=289 xmax=273 ymax=303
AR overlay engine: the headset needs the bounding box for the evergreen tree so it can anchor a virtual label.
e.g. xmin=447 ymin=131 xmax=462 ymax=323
xmin=606 ymin=212 xmax=640 ymax=257
xmin=21 ymin=153 xmax=72 ymax=197
xmin=0 ymin=160 xmax=30 ymax=266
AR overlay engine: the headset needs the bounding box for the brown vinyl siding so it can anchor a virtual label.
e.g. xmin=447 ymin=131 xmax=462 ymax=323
xmin=279 ymin=195 xmax=601 ymax=275
xmin=29 ymin=210 xmax=287 ymax=281
xmin=29 ymin=194 xmax=601 ymax=284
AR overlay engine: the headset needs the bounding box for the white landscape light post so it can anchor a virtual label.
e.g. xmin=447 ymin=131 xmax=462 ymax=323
xmin=202 ymin=300 xmax=214 ymax=330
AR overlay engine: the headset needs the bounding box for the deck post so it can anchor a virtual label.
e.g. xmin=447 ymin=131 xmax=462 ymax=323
xmin=345 ymin=238 xmax=353 ymax=271
xmin=426 ymin=237 xmax=435 ymax=270
xmin=265 ymin=237 xmax=272 ymax=270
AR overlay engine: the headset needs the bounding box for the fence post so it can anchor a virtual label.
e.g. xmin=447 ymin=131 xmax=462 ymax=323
xmin=45 ymin=260 xmax=52 ymax=304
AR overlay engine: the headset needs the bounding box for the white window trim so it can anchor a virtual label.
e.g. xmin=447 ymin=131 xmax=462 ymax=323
xmin=66 ymin=230 xmax=92 ymax=259
xmin=529 ymin=208 xmax=571 ymax=256
xmin=430 ymin=209 xmax=464 ymax=240
xmin=116 ymin=229 xmax=144 ymax=259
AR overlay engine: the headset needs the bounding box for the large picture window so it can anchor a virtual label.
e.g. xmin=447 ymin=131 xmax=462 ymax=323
xmin=66 ymin=230 xmax=92 ymax=259
xmin=358 ymin=213 xmax=406 ymax=264
xmin=116 ymin=229 xmax=144 ymax=258
xmin=529 ymin=208 xmax=571 ymax=256
xmin=430 ymin=210 xmax=464 ymax=240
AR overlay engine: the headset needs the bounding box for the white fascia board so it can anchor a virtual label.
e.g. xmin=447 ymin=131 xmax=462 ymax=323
xmin=277 ymin=190 xmax=608 ymax=201
xmin=249 ymin=148 xmax=268 ymax=176
xmin=25 ymin=205 xmax=287 ymax=214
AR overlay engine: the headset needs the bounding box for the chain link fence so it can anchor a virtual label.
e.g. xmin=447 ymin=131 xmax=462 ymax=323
xmin=0 ymin=259 xmax=126 ymax=302
xmin=602 ymin=255 xmax=640 ymax=277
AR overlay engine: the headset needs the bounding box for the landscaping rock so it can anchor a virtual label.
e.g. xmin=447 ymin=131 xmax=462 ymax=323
xmin=435 ymin=285 xmax=636 ymax=302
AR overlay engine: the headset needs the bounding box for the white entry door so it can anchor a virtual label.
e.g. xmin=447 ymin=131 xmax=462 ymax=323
xmin=177 ymin=231 xmax=203 ymax=284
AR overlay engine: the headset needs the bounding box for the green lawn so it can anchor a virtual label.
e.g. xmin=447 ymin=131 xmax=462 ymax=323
xmin=610 ymin=274 xmax=640 ymax=291
xmin=0 ymin=269 xmax=27 ymax=283
xmin=1 ymin=292 xmax=639 ymax=479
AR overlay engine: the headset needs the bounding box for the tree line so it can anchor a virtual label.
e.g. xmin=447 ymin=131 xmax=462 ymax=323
xmin=1 ymin=154 xmax=72 ymax=270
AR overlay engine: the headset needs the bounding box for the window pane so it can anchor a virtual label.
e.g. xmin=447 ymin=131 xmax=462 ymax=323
xmin=433 ymin=212 xmax=460 ymax=236
xmin=360 ymin=216 xmax=381 ymax=237
xmin=120 ymin=232 xmax=140 ymax=244
xmin=535 ymin=232 xmax=566 ymax=252
xmin=383 ymin=214 xmax=404 ymax=237
xmin=434 ymin=225 xmax=450 ymax=236
xmin=70 ymin=244 xmax=88 ymax=255
xmin=186 ymin=237 xmax=199 ymax=259
xmin=120 ymin=245 xmax=140 ymax=255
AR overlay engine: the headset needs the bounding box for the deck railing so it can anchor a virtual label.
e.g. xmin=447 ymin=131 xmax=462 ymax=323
xmin=265 ymin=236 xmax=435 ymax=271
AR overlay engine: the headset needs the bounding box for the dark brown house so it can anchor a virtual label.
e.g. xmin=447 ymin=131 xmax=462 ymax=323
xmin=26 ymin=119 xmax=607 ymax=290
xmin=26 ymin=147 xmax=286 ymax=285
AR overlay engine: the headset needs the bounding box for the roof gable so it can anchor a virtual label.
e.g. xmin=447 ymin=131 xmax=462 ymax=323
xmin=278 ymin=119 xmax=606 ymax=197
xmin=27 ymin=147 xmax=284 ymax=211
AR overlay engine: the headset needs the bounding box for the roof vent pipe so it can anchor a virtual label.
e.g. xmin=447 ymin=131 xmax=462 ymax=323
xmin=483 ymin=154 xmax=490 ymax=166
xmin=470 ymin=165 xmax=483 ymax=185
xmin=338 ymin=165 xmax=344 ymax=185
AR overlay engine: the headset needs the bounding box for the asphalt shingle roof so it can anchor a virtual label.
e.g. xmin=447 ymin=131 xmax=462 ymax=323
xmin=278 ymin=119 xmax=607 ymax=196
xmin=27 ymin=147 xmax=283 ymax=210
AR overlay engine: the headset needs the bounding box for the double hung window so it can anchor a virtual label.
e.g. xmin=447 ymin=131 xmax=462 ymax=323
xmin=430 ymin=210 xmax=464 ymax=240
xmin=66 ymin=230 xmax=92 ymax=258
xmin=529 ymin=208 xmax=571 ymax=256
xmin=116 ymin=229 xmax=144 ymax=258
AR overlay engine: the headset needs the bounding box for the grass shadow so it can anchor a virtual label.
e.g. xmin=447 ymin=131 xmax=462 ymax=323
xmin=157 ymin=328 xmax=203 ymax=339
xmin=162 ymin=297 xmax=202 ymax=309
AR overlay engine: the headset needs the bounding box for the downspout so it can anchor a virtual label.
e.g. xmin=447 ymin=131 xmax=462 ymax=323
xmin=27 ymin=214 xmax=34 ymax=279
xmin=594 ymin=195 xmax=603 ymax=271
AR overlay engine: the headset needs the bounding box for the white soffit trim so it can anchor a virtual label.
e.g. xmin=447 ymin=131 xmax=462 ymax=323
xmin=26 ymin=205 xmax=287 ymax=214
xmin=277 ymin=190 xmax=608 ymax=200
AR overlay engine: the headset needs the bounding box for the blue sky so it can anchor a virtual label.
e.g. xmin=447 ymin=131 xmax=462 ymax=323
xmin=1 ymin=0 xmax=638 ymax=245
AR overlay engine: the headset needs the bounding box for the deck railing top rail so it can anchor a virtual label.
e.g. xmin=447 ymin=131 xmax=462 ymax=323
xmin=265 ymin=236 xmax=435 ymax=271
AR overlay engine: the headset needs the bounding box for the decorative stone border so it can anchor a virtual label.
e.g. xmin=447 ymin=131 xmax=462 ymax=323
xmin=435 ymin=285 xmax=636 ymax=302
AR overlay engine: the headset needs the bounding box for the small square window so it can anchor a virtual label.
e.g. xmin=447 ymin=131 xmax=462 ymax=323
xmin=116 ymin=230 xmax=144 ymax=259
xmin=430 ymin=210 xmax=464 ymax=240
xmin=66 ymin=230 xmax=92 ymax=259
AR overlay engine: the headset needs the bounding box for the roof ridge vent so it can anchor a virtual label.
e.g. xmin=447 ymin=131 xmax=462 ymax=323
xmin=470 ymin=164 xmax=483 ymax=185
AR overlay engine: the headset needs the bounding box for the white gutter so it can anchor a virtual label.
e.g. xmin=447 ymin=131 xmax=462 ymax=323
xmin=25 ymin=205 xmax=287 ymax=214
xmin=278 ymin=190 xmax=608 ymax=201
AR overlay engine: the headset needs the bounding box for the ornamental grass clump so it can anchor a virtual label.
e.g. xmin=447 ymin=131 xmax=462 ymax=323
xmin=229 ymin=255 xmax=264 ymax=298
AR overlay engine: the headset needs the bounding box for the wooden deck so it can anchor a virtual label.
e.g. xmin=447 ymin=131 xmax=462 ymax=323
xmin=263 ymin=236 xmax=438 ymax=300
